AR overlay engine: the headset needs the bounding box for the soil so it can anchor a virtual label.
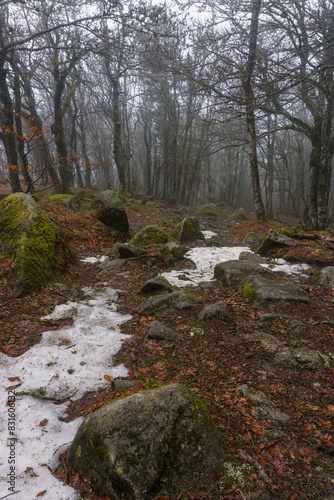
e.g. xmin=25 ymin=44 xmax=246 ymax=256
xmin=1 ymin=188 xmax=334 ymax=500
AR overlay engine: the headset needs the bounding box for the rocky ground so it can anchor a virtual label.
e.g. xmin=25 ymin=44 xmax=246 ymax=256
xmin=0 ymin=192 xmax=334 ymax=500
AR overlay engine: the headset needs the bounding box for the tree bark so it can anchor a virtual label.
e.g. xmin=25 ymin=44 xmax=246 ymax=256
xmin=241 ymin=0 xmax=266 ymax=221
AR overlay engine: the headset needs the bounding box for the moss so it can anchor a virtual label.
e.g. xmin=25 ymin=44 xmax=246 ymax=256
xmin=0 ymin=193 xmax=72 ymax=297
xmin=129 ymin=225 xmax=181 ymax=247
xmin=74 ymin=188 xmax=96 ymax=200
xmin=277 ymin=226 xmax=298 ymax=237
xmin=31 ymin=192 xmax=43 ymax=202
xmin=196 ymin=203 xmax=223 ymax=219
xmin=318 ymin=231 xmax=331 ymax=236
xmin=47 ymin=194 xmax=73 ymax=203
xmin=172 ymin=217 xmax=204 ymax=243
xmin=227 ymin=208 xmax=251 ymax=221
xmin=240 ymin=281 xmax=256 ymax=301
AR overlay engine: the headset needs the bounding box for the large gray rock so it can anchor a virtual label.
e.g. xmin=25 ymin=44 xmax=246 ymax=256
xmin=0 ymin=193 xmax=75 ymax=298
xmin=227 ymin=208 xmax=251 ymax=221
xmin=172 ymin=217 xmax=204 ymax=243
xmin=138 ymin=291 xmax=202 ymax=315
xmin=240 ymin=276 xmax=311 ymax=307
xmin=139 ymin=276 xmax=173 ymax=294
xmin=256 ymin=229 xmax=296 ymax=256
xmin=243 ymin=232 xmax=261 ymax=247
xmin=214 ymin=260 xmax=272 ymax=285
xmin=239 ymin=251 xmax=267 ymax=264
xmin=275 ymin=347 xmax=323 ymax=371
xmin=236 ymin=385 xmax=290 ymax=422
xmin=146 ymin=321 xmax=182 ymax=346
xmin=196 ymin=202 xmax=224 ymax=218
xmin=208 ymin=231 xmax=235 ymax=247
xmin=319 ymin=266 xmax=334 ymax=286
xmin=90 ymin=190 xmax=129 ymax=233
xmin=109 ymin=243 xmax=146 ymax=260
xmin=129 ymin=226 xmax=188 ymax=261
xmin=68 ymin=384 xmax=224 ymax=499
xmin=197 ymin=302 xmax=229 ymax=323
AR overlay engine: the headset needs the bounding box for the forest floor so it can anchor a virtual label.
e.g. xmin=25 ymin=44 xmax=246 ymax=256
xmin=0 ymin=190 xmax=334 ymax=500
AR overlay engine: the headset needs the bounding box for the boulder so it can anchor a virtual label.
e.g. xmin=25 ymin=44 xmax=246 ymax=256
xmin=129 ymin=226 xmax=188 ymax=261
xmin=68 ymin=384 xmax=224 ymax=499
xmin=319 ymin=266 xmax=334 ymax=286
xmin=146 ymin=321 xmax=182 ymax=346
xmin=208 ymin=231 xmax=235 ymax=247
xmin=172 ymin=217 xmax=204 ymax=243
xmin=236 ymin=385 xmax=290 ymax=422
xmin=0 ymin=193 xmax=76 ymax=298
xmin=109 ymin=243 xmax=146 ymax=260
xmin=74 ymin=188 xmax=97 ymax=200
xmin=275 ymin=347 xmax=323 ymax=371
xmin=239 ymin=251 xmax=267 ymax=264
xmin=139 ymin=276 xmax=173 ymax=294
xmin=214 ymin=260 xmax=272 ymax=285
xmin=138 ymin=291 xmax=202 ymax=315
xmin=256 ymin=229 xmax=296 ymax=256
xmin=243 ymin=232 xmax=261 ymax=247
xmin=130 ymin=225 xmax=180 ymax=246
xmin=196 ymin=203 xmax=224 ymax=218
xmin=197 ymin=302 xmax=229 ymax=323
xmin=227 ymin=208 xmax=251 ymax=221
xmin=250 ymin=332 xmax=284 ymax=353
xmin=90 ymin=190 xmax=129 ymax=233
xmin=240 ymin=276 xmax=311 ymax=307
xmin=48 ymin=194 xmax=82 ymax=212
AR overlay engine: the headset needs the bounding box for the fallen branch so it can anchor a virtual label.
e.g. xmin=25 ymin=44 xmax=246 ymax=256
xmin=238 ymin=449 xmax=271 ymax=483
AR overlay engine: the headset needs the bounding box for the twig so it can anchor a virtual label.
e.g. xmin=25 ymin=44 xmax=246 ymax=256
xmin=61 ymin=454 xmax=69 ymax=483
xmin=0 ymin=492 xmax=21 ymax=499
xmin=238 ymin=449 xmax=271 ymax=483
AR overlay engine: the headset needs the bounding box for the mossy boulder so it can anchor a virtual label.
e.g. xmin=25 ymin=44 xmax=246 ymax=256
xmin=130 ymin=225 xmax=179 ymax=247
xmin=90 ymin=190 xmax=129 ymax=234
xmin=240 ymin=275 xmax=311 ymax=307
xmin=196 ymin=203 xmax=224 ymax=219
xmin=130 ymin=226 xmax=188 ymax=261
xmin=172 ymin=217 xmax=204 ymax=243
xmin=74 ymin=188 xmax=97 ymax=200
xmin=227 ymin=208 xmax=251 ymax=221
xmin=243 ymin=232 xmax=261 ymax=247
xmin=68 ymin=384 xmax=224 ymax=499
xmin=109 ymin=243 xmax=146 ymax=260
xmin=209 ymin=231 xmax=235 ymax=246
xmin=214 ymin=260 xmax=272 ymax=285
xmin=0 ymin=193 xmax=75 ymax=298
xmin=48 ymin=194 xmax=82 ymax=212
xmin=31 ymin=192 xmax=43 ymax=202
xmin=138 ymin=291 xmax=202 ymax=315
xmin=139 ymin=276 xmax=173 ymax=294
xmin=256 ymin=229 xmax=296 ymax=256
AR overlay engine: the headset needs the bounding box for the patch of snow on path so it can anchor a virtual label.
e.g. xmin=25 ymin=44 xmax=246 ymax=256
xmin=0 ymin=286 xmax=131 ymax=500
xmin=161 ymin=247 xmax=311 ymax=287
xmin=161 ymin=246 xmax=250 ymax=286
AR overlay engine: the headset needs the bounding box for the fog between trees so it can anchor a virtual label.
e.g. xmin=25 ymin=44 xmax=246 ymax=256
xmin=0 ymin=0 xmax=333 ymax=229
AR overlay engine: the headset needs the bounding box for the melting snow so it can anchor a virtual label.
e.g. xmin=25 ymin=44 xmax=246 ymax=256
xmin=161 ymin=246 xmax=311 ymax=287
xmin=81 ymin=255 xmax=108 ymax=264
xmin=0 ymin=286 xmax=131 ymax=500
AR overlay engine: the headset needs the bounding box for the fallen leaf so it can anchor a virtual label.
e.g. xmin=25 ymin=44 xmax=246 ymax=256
xmin=39 ymin=419 xmax=49 ymax=427
xmin=6 ymin=383 xmax=22 ymax=391
xmin=104 ymin=375 xmax=114 ymax=383
xmin=8 ymin=376 xmax=21 ymax=382
xmin=36 ymin=490 xmax=47 ymax=497
xmin=59 ymin=338 xmax=70 ymax=346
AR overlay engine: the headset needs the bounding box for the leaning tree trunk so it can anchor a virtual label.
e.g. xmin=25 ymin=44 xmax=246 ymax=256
xmin=241 ymin=0 xmax=266 ymax=221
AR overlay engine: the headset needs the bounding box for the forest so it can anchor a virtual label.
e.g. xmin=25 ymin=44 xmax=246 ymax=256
xmin=1 ymin=0 xmax=334 ymax=230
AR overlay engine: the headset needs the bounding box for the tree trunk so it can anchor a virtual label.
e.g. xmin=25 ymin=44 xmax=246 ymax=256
xmin=0 ymin=64 xmax=22 ymax=192
xmin=51 ymin=75 xmax=73 ymax=194
xmin=111 ymin=75 xmax=128 ymax=192
xmin=241 ymin=0 xmax=266 ymax=221
xmin=13 ymin=74 xmax=35 ymax=192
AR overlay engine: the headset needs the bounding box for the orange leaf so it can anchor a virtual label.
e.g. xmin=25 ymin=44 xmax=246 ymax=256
xmin=39 ymin=419 xmax=49 ymax=427
xmin=104 ymin=375 xmax=114 ymax=383
xmin=59 ymin=338 xmax=70 ymax=346
xmin=36 ymin=491 xmax=47 ymax=497
xmin=6 ymin=383 xmax=22 ymax=391
xmin=8 ymin=376 xmax=21 ymax=382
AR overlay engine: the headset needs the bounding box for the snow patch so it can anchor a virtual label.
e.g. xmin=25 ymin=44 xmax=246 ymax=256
xmin=0 ymin=287 xmax=131 ymax=499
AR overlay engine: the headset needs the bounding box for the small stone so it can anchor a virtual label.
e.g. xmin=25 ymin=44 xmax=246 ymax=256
xmin=197 ymin=302 xmax=229 ymax=323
